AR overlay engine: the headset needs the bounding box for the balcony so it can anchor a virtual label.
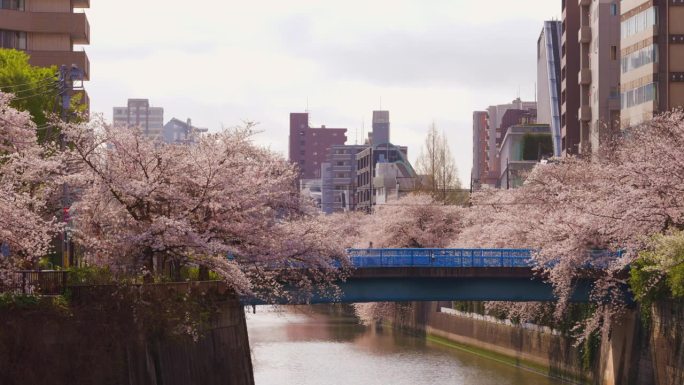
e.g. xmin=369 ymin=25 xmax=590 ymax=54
xmin=71 ymin=0 xmax=91 ymax=8
xmin=578 ymin=68 xmax=591 ymax=85
xmin=578 ymin=105 xmax=591 ymax=121
xmin=27 ymin=50 xmax=90 ymax=80
xmin=578 ymin=26 xmax=591 ymax=44
xmin=0 ymin=9 xmax=90 ymax=44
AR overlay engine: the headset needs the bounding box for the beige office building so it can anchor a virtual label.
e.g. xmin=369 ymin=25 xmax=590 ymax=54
xmin=113 ymin=99 xmax=165 ymax=139
xmin=0 ymin=0 xmax=90 ymax=82
xmin=620 ymin=1 xmax=684 ymax=128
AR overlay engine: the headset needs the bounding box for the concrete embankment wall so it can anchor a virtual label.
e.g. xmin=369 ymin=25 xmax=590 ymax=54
xmin=648 ymin=300 xmax=684 ymax=385
xmin=389 ymin=301 xmax=588 ymax=383
xmin=0 ymin=283 xmax=254 ymax=385
xmin=619 ymin=300 xmax=684 ymax=385
xmin=389 ymin=300 xmax=684 ymax=385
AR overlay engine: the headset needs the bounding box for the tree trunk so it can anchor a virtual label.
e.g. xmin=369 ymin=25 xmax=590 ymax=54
xmin=198 ymin=265 xmax=209 ymax=281
xmin=171 ymin=260 xmax=182 ymax=282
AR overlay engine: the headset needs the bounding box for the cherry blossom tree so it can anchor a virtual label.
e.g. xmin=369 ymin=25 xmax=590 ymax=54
xmin=62 ymin=120 xmax=349 ymax=300
xmin=357 ymin=194 xmax=463 ymax=249
xmin=0 ymin=93 xmax=62 ymax=283
xmin=453 ymin=110 xmax=684 ymax=339
xmin=354 ymin=194 xmax=463 ymax=324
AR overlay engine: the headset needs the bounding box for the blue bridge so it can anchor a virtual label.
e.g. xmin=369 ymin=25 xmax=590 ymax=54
xmin=347 ymin=248 xmax=532 ymax=268
xmin=253 ymin=248 xmax=612 ymax=304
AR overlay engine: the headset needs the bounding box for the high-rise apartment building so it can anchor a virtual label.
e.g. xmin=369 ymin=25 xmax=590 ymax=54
xmin=288 ymin=112 xmax=347 ymax=180
xmin=561 ymin=0 xmax=581 ymax=155
xmin=537 ymin=20 xmax=563 ymax=157
xmin=113 ymin=99 xmax=164 ymax=139
xmin=471 ymin=111 xmax=488 ymax=188
xmin=320 ymin=144 xmax=366 ymax=214
xmin=0 ymin=0 xmax=91 ymax=85
xmin=581 ymin=0 xmax=621 ymax=154
xmin=562 ymin=0 xmax=621 ymax=155
xmin=620 ymin=1 xmax=684 ymax=128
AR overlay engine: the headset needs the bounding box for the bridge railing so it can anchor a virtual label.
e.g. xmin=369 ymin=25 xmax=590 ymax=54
xmin=347 ymin=248 xmax=533 ymax=268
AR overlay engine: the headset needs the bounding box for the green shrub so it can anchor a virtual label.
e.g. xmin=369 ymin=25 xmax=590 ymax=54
xmin=181 ymin=266 xmax=220 ymax=281
xmin=630 ymin=231 xmax=684 ymax=300
xmin=67 ymin=265 xmax=114 ymax=285
xmin=0 ymin=293 xmax=40 ymax=309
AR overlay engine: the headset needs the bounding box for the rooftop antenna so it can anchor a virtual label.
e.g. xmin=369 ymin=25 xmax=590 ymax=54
xmin=360 ymin=118 xmax=365 ymax=145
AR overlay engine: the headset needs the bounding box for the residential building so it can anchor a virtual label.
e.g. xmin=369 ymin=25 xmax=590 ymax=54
xmin=320 ymin=144 xmax=366 ymax=214
xmin=471 ymin=111 xmax=488 ymax=189
xmin=484 ymin=98 xmax=536 ymax=187
xmin=537 ymin=20 xmax=563 ymax=157
xmin=300 ymin=178 xmax=322 ymax=208
xmin=356 ymin=143 xmax=413 ymax=212
xmin=353 ymin=109 xmax=419 ymax=212
xmin=374 ymin=162 xmax=423 ymax=206
xmin=563 ymin=0 xmax=621 ymax=155
xmin=498 ymin=123 xmax=552 ymax=189
xmin=498 ymin=108 xmax=537 ymax=149
xmin=620 ymin=1 xmax=684 ymax=128
xmin=288 ymin=112 xmax=347 ymax=179
xmin=113 ymin=99 xmax=164 ymax=139
xmin=162 ymin=117 xmax=208 ymax=145
xmin=0 ymin=0 xmax=91 ymax=104
xmin=561 ymin=0 xmax=581 ymax=155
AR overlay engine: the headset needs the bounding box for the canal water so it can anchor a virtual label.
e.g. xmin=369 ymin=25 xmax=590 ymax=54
xmin=247 ymin=305 xmax=560 ymax=385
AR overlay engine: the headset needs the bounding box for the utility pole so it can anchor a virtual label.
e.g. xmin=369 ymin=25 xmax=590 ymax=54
xmin=57 ymin=65 xmax=84 ymax=268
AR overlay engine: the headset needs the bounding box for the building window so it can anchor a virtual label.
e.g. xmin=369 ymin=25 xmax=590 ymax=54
xmin=611 ymin=46 xmax=617 ymax=61
xmin=621 ymin=44 xmax=657 ymax=73
xmin=0 ymin=0 xmax=24 ymax=10
xmin=610 ymin=3 xmax=618 ymax=16
xmin=621 ymin=7 xmax=657 ymax=39
xmin=0 ymin=29 xmax=26 ymax=50
xmin=621 ymin=82 xmax=657 ymax=109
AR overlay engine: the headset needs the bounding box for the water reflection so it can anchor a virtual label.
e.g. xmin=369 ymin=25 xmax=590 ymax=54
xmin=247 ymin=305 xmax=559 ymax=385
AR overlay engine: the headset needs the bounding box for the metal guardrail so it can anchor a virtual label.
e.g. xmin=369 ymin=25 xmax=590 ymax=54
xmin=347 ymin=248 xmax=533 ymax=268
xmin=1 ymin=270 xmax=68 ymax=295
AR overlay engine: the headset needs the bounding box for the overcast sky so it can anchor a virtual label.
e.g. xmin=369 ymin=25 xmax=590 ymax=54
xmin=84 ymin=0 xmax=560 ymax=185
